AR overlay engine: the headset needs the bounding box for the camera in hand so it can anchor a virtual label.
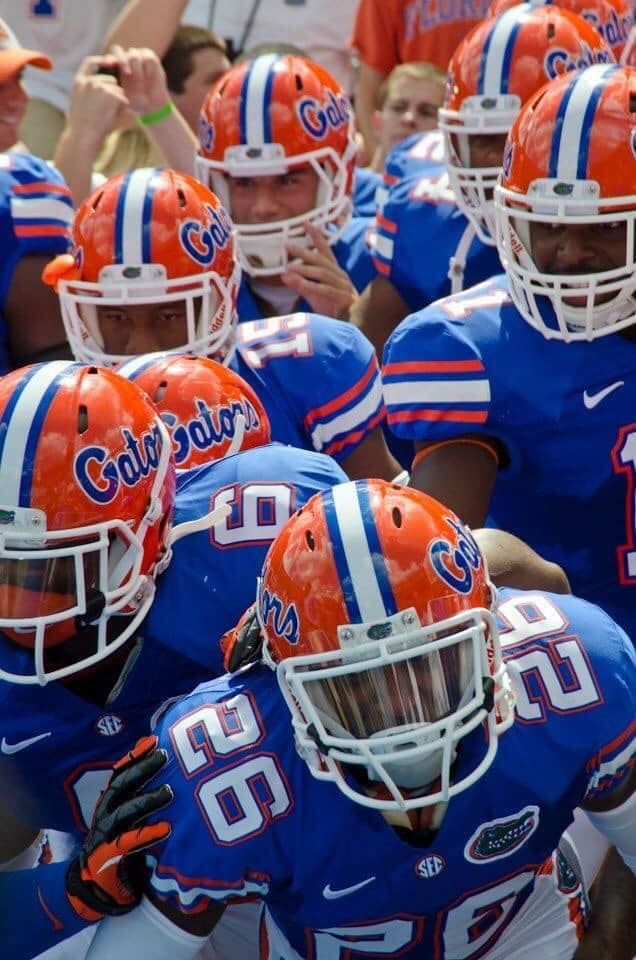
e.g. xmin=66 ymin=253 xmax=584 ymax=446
xmin=97 ymin=63 xmax=121 ymax=84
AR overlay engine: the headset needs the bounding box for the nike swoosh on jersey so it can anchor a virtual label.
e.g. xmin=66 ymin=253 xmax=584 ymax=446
xmin=1 ymin=732 xmax=52 ymax=754
xmin=322 ymin=876 xmax=376 ymax=899
xmin=582 ymin=381 xmax=624 ymax=409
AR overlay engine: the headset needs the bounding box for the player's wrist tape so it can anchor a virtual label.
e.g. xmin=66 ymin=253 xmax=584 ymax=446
xmin=139 ymin=101 xmax=174 ymax=127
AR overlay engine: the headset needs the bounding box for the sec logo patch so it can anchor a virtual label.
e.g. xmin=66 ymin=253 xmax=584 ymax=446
xmin=415 ymin=854 xmax=446 ymax=879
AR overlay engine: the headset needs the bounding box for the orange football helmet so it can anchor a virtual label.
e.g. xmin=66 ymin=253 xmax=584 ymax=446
xmin=119 ymin=353 xmax=271 ymax=469
xmin=438 ymin=4 xmax=615 ymax=243
xmin=488 ymin=0 xmax=633 ymax=60
xmin=44 ymin=168 xmax=241 ymax=368
xmin=495 ymin=64 xmax=636 ymax=340
xmin=195 ymin=54 xmax=357 ymax=276
xmin=620 ymin=24 xmax=636 ymax=64
xmin=256 ymin=480 xmax=514 ymax=812
xmin=0 ymin=362 xmax=175 ymax=685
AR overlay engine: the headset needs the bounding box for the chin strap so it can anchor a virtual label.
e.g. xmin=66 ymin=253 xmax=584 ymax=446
xmin=447 ymin=221 xmax=476 ymax=294
xmin=225 ymin=413 xmax=246 ymax=459
xmin=169 ymin=503 xmax=231 ymax=546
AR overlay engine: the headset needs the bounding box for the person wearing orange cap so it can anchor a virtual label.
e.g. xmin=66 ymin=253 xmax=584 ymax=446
xmin=0 ymin=16 xmax=52 ymax=154
xmin=0 ymin=19 xmax=73 ymax=372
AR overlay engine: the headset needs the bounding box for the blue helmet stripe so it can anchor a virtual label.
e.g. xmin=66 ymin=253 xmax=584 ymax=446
xmin=114 ymin=171 xmax=131 ymax=263
xmin=20 ymin=365 xmax=82 ymax=506
xmin=322 ymin=487 xmax=363 ymax=623
xmin=356 ymin=481 xmax=399 ymax=617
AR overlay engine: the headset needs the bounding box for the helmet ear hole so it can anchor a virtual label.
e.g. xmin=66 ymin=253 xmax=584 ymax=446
xmin=305 ymin=530 xmax=316 ymax=551
xmin=153 ymin=379 xmax=169 ymax=404
xmin=77 ymin=404 xmax=89 ymax=434
xmin=392 ymin=507 xmax=402 ymax=529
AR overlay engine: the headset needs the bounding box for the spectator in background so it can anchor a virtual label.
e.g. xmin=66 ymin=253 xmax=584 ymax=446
xmin=352 ymin=0 xmax=491 ymax=163
xmin=351 ymin=61 xmax=445 ymax=219
xmin=0 ymin=16 xmax=73 ymax=371
xmin=368 ymin=61 xmax=445 ymax=173
xmin=94 ymin=26 xmax=229 ymax=180
xmin=52 ymin=42 xmax=206 ymax=207
xmin=106 ymin=0 xmax=358 ymax=93
xmin=12 ymin=0 xmax=126 ymax=159
xmin=0 ymin=16 xmax=52 ymax=154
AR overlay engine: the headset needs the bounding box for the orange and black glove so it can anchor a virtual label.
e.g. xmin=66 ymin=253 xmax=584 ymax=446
xmin=66 ymin=735 xmax=173 ymax=922
xmin=221 ymin=604 xmax=264 ymax=673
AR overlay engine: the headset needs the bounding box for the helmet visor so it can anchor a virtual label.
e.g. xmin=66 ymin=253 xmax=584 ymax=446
xmin=302 ymin=630 xmax=474 ymax=741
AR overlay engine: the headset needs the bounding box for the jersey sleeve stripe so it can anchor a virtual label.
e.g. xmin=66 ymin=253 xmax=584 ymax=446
xmin=586 ymin=718 xmax=636 ymax=767
xmin=584 ymin=724 xmax=635 ymax=799
xmin=373 ymin=258 xmax=391 ymax=276
xmin=376 ymin=213 xmax=397 ymax=234
xmin=322 ymin=407 xmax=386 ymax=457
xmin=384 ymin=379 xmax=490 ymax=405
xmin=384 ymin=359 xmax=485 ymax=376
xmin=13 ymin=224 xmax=71 ymax=239
xmin=304 ymin=357 xmax=378 ymax=427
xmin=388 ymin=408 xmax=488 ymax=425
xmin=10 ymin=196 xmax=74 ymax=224
xmin=11 ymin=181 xmax=72 ymax=197
xmin=308 ymin=376 xmax=385 ymax=452
xmin=149 ymin=860 xmax=269 ymax=909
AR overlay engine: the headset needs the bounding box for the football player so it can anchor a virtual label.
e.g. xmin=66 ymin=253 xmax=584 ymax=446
xmin=383 ymin=65 xmax=636 ymax=642
xmin=354 ymin=3 xmax=615 ymax=357
xmin=195 ymin=53 xmax=376 ymax=322
xmin=79 ymin=480 xmax=636 ymax=960
xmin=43 ymin=167 xmax=399 ymax=483
xmin=0 ymin=358 xmax=350 ymax=959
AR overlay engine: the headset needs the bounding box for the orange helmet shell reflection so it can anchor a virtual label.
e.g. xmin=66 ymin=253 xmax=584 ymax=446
xmin=445 ymin=5 xmax=615 ymax=114
xmin=119 ymin=354 xmax=271 ymax=469
xmin=488 ymin=0 xmax=633 ymax=60
xmin=258 ymin=480 xmax=492 ymax=663
xmin=0 ymin=363 xmax=175 ymax=536
xmin=71 ymin=168 xmax=236 ymax=284
xmin=198 ymin=54 xmax=355 ymax=182
xmin=501 ymin=64 xmax=636 ymax=198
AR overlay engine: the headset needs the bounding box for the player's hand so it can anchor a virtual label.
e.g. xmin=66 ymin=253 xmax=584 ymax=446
xmin=283 ymin=222 xmax=359 ymax=320
xmin=221 ymin=604 xmax=264 ymax=672
xmin=66 ymin=735 xmax=173 ymax=923
xmin=65 ymin=55 xmax=131 ymax=147
xmin=111 ymin=45 xmax=171 ymax=116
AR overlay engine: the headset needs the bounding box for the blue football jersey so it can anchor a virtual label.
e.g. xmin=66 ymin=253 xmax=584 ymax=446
xmin=236 ymin=217 xmax=376 ymax=322
xmin=231 ymin=312 xmax=386 ymax=462
xmin=145 ymin=587 xmax=635 ymax=958
xmin=371 ymin=167 xmax=501 ymax=313
xmin=0 ymin=153 xmax=72 ymax=373
xmin=0 ymin=637 xmax=205 ymax=835
xmin=382 ymin=131 xmax=447 ymax=188
xmin=383 ymin=274 xmax=636 ymax=639
xmin=352 ymin=167 xmax=382 ymax=218
xmin=0 ymin=444 xmax=345 ymax=835
xmin=149 ymin=443 xmax=347 ymax=672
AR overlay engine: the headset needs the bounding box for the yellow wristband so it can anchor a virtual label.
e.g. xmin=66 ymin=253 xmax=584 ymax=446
xmin=139 ymin=101 xmax=174 ymax=127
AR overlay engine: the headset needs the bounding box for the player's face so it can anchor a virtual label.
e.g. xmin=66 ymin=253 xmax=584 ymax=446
xmin=468 ymin=133 xmax=509 ymax=170
xmin=173 ymin=46 xmax=230 ymax=133
xmin=378 ymin=76 xmax=444 ymax=150
xmin=94 ymin=300 xmax=190 ymax=356
xmin=529 ymin=220 xmax=628 ymax=306
xmin=0 ymin=71 xmax=28 ymax=150
xmin=226 ymin=165 xmax=319 ymax=226
xmin=309 ymin=636 xmax=472 ymax=741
